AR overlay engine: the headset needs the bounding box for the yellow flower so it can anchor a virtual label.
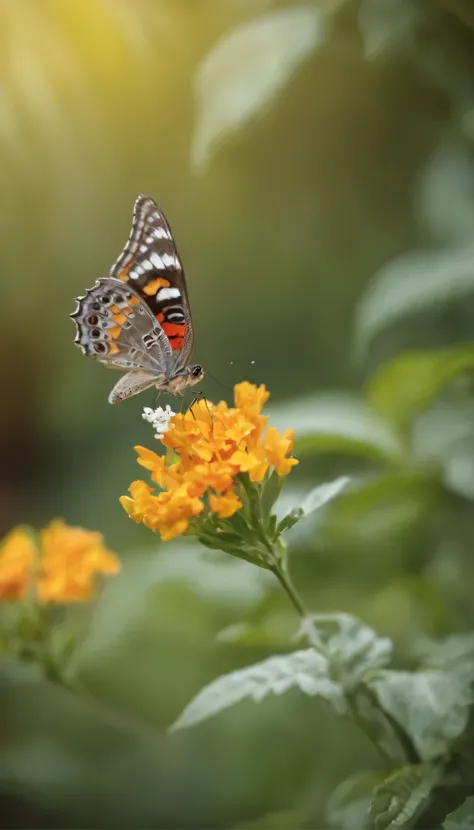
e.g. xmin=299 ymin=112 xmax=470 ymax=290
xmin=37 ymin=520 xmax=120 ymax=604
xmin=0 ymin=529 xmax=37 ymax=600
xmin=0 ymin=521 xmax=120 ymax=604
xmin=122 ymin=382 xmax=298 ymax=542
xmin=263 ymin=426 xmax=299 ymax=477
xmin=187 ymin=460 xmax=236 ymax=494
xmin=208 ymin=491 xmax=242 ymax=519
xmin=234 ymin=381 xmax=270 ymax=416
xmin=120 ymin=480 xmax=204 ymax=540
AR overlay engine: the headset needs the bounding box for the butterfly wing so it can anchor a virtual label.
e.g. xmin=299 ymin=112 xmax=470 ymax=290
xmin=108 ymin=370 xmax=160 ymax=405
xmin=71 ymin=277 xmax=172 ymax=378
xmin=110 ymin=195 xmax=193 ymax=372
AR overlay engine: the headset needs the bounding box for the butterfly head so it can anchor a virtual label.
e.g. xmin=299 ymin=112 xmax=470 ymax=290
xmin=162 ymin=363 xmax=204 ymax=397
xmin=187 ymin=364 xmax=205 ymax=386
xmin=191 ymin=364 xmax=204 ymax=379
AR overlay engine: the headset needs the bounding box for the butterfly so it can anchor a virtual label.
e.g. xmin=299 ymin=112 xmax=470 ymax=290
xmin=71 ymin=195 xmax=204 ymax=404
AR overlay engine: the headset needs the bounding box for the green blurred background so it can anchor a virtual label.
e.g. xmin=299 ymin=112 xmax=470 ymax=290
xmin=2 ymin=0 xmax=474 ymax=827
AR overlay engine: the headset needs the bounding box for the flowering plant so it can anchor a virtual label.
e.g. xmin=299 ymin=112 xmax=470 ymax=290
xmin=119 ymin=374 xmax=474 ymax=829
xmin=3 ymin=367 xmax=474 ymax=829
xmin=121 ymin=382 xmax=308 ymax=607
xmin=0 ymin=520 xmax=119 ymax=672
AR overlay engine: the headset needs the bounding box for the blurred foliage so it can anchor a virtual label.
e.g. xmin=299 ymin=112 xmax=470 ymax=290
xmin=2 ymin=0 xmax=474 ymax=827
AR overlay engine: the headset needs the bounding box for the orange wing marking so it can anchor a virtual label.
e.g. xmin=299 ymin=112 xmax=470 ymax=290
xmin=143 ymin=277 xmax=171 ymax=296
xmin=162 ymin=321 xmax=186 ymax=351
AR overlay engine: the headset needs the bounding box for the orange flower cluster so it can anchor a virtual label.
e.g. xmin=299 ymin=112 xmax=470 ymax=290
xmin=121 ymin=382 xmax=298 ymax=541
xmin=0 ymin=520 xmax=120 ymax=603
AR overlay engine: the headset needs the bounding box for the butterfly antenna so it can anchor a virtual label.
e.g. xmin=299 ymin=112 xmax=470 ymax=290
xmin=206 ymin=370 xmax=233 ymax=392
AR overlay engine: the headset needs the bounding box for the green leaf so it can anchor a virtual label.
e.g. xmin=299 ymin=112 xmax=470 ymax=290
xmin=443 ymin=796 xmax=474 ymax=829
xmin=191 ymin=5 xmax=325 ymax=171
xmin=170 ymin=648 xmax=344 ymax=731
xmin=270 ymin=392 xmax=404 ymax=463
xmin=367 ymin=348 xmax=474 ymax=432
xmin=370 ymin=669 xmax=473 ymax=761
xmin=300 ymin=476 xmax=351 ymax=515
xmin=267 ymin=513 xmax=277 ymax=540
xmin=369 ymin=764 xmax=442 ymax=830
xmin=276 ymin=508 xmax=303 ymax=535
xmin=326 ymin=771 xmax=386 ymax=830
xmin=355 ymin=245 xmax=474 ymax=359
xmin=220 ymin=509 xmax=261 ymax=547
xmin=261 ymin=470 xmax=284 ymax=517
xmin=299 ymin=613 xmax=392 ymax=685
xmin=198 ymin=533 xmax=270 ymax=569
xmin=237 ymin=474 xmax=271 ymax=549
xmin=415 ymin=632 xmax=474 ymax=684
xmin=276 ymin=476 xmax=350 ymax=536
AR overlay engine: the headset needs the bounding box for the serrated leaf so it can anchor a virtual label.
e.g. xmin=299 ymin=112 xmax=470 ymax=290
xmin=269 ymin=392 xmax=403 ymax=463
xmin=355 ymin=245 xmax=474 ymax=359
xmin=369 ymin=764 xmax=442 ymax=830
xmin=443 ymin=796 xmax=474 ymax=829
xmin=367 ymin=349 xmax=474 ymax=432
xmin=170 ymin=648 xmax=344 ymax=731
xmin=191 ymin=5 xmax=325 ymax=171
xmin=370 ymin=670 xmax=473 ymax=761
xmin=300 ymin=613 xmax=392 ymax=685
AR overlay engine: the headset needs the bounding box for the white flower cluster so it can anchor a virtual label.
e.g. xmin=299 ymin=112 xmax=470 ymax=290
xmin=142 ymin=404 xmax=176 ymax=439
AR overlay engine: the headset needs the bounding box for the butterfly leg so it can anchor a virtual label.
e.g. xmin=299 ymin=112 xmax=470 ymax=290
xmin=188 ymin=391 xmax=213 ymax=423
xmin=191 ymin=391 xmax=212 ymax=418
xmin=188 ymin=389 xmax=204 ymax=413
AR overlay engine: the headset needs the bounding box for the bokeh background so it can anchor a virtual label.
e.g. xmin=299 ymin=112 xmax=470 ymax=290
xmin=2 ymin=0 xmax=474 ymax=827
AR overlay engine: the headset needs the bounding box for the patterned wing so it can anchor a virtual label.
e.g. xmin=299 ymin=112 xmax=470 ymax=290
xmin=110 ymin=194 xmax=193 ymax=371
xmin=71 ymin=277 xmax=172 ymax=377
xmin=108 ymin=370 xmax=160 ymax=405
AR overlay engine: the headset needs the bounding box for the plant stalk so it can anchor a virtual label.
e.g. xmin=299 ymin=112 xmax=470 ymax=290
xmin=272 ymin=560 xmax=310 ymax=619
xmin=272 ymin=551 xmax=402 ymax=767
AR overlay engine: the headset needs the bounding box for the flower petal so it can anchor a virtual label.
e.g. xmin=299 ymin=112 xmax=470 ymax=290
xmin=209 ymin=491 xmax=242 ymax=518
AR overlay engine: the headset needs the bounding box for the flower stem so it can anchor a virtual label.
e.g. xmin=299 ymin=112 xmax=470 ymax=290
xmin=272 ymin=551 xmax=397 ymax=767
xmin=271 ymin=560 xmax=310 ymax=619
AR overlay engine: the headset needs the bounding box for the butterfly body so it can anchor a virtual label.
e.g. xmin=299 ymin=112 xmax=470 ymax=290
xmin=71 ymin=196 xmax=204 ymax=403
